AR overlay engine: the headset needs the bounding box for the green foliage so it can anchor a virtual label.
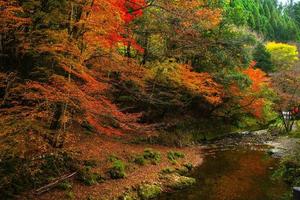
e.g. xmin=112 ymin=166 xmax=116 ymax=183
xmin=108 ymin=160 xmax=126 ymax=179
xmin=56 ymin=181 xmax=73 ymax=191
xmin=253 ymin=43 xmax=274 ymax=72
xmin=273 ymin=153 xmax=300 ymax=189
xmin=133 ymin=155 xmax=146 ymax=166
xmin=77 ymin=166 xmax=104 ymax=186
xmin=143 ymin=149 xmax=161 ymax=165
xmin=223 ymin=0 xmax=300 ymax=41
xmin=183 ymin=163 xmax=194 ymax=171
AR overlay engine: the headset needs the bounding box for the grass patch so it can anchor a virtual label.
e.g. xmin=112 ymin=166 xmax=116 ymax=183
xmin=167 ymin=151 xmax=185 ymax=163
xmin=108 ymin=154 xmax=119 ymax=162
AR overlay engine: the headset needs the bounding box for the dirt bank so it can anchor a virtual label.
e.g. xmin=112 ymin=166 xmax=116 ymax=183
xmin=23 ymin=135 xmax=203 ymax=200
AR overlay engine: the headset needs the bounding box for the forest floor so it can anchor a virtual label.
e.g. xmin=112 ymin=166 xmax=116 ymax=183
xmin=23 ymin=134 xmax=203 ymax=200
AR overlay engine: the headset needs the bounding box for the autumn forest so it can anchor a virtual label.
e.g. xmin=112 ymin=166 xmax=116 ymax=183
xmin=2 ymin=0 xmax=300 ymax=199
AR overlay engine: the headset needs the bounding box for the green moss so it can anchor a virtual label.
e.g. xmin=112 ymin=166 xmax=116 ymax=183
xmin=138 ymin=184 xmax=162 ymax=200
xmin=162 ymin=174 xmax=196 ymax=190
xmin=109 ymin=160 xmax=126 ymax=179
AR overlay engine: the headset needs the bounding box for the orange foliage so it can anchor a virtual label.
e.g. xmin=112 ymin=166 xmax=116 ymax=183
xmin=179 ymin=65 xmax=223 ymax=105
xmin=24 ymin=74 xmax=141 ymax=136
xmin=231 ymin=62 xmax=270 ymax=118
xmin=0 ymin=0 xmax=31 ymax=33
xmin=81 ymin=0 xmax=145 ymax=51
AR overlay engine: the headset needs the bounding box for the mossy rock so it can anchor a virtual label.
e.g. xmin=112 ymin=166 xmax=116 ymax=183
xmin=138 ymin=184 xmax=162 ymax=200
xmin=162 ymin=174 xmax=196 ymax=190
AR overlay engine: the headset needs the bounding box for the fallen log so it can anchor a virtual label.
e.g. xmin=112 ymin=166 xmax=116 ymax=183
xmin=34 ymin=172 xmax=77 ymax=195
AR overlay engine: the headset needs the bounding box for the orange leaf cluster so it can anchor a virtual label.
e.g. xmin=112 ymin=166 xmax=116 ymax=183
xmin=231 ymin=62 xmax=270 ymax=118
xmin=0 ymin=0 xmax=31 ymax=33
xmin=179 ymin=65 xmax=223 ymax=105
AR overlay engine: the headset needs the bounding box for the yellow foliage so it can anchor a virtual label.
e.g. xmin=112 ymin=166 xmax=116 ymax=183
xmin=265 ymin=42 xmax=299 ymax=70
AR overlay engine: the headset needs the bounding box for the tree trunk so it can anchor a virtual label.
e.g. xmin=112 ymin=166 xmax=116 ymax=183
xmin=50 ymin=103 xmax=65 ymax=130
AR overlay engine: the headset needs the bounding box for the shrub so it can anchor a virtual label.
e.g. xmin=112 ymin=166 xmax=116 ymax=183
xmin=109 ymin=160 xmax=126 ymax=179
xmin=133 ymin=155 xmax=146 ymax=166
xmin=77 ymin=166 xmax=103 ymax=186
xmin=84 ymin=159 xmax=98 ymax=168
xmin=167 ymin=151 xmax=185 ymax=163
xmin=143 ymin=149 xmax=161 ymax=165
xmin=138 ymin=184 xmax=162 ymax=200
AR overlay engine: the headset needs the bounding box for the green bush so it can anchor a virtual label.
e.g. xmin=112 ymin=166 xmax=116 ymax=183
xmin=138 ymin=184 xmax=162 ymax=200
xmin=109 ymin=160 xmax=126 ymax=179
xmin=77 ymin=166 xmax=103 ymax=186
xmin=143 ymin=149 xmax=161 ymax=165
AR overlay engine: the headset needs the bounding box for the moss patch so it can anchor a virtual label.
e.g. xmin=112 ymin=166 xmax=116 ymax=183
xmin=138 ymin=183 xmax=162 ymax=200
xmin=161 ymin=174 xmax=196 ymax=190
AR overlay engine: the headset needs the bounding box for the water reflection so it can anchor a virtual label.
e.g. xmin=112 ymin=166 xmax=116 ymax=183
xmin=157 ymin=148 xmax=288 ymax=200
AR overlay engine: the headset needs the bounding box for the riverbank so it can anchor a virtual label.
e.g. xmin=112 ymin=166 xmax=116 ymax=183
xmin=24 ymin=135 xmax=202 ymax=200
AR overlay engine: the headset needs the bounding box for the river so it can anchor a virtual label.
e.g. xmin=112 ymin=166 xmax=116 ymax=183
xmin=157 ymin=143 xmax=289 ymax=200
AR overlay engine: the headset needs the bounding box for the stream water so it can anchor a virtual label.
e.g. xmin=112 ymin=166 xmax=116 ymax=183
xmin=157 ymin=145 xmax=289 ymax=200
